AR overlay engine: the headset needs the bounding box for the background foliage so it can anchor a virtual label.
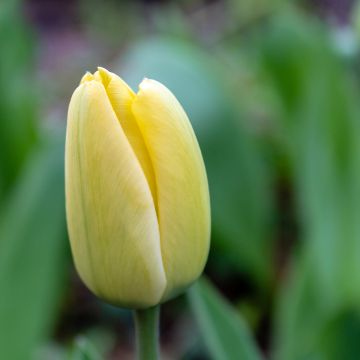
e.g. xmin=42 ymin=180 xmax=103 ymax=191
xmin=1 ymin=0 xmax=360 ymax=358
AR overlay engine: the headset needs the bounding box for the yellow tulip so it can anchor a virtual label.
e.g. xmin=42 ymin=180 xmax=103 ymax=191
xmin=65 ymin=67 xmax=210 ymax=309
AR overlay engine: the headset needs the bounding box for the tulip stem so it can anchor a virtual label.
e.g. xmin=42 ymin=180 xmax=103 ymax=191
xmin=134 ymin=305 xmax=160 ymax=360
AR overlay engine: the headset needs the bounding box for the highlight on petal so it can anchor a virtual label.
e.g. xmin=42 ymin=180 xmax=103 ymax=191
xmin=132 ymin=79 xmax=211 ymax=300
xmin=65 ymin=79 xmax=166 ymax=308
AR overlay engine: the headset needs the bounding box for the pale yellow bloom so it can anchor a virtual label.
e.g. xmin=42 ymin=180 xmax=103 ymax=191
xmin=65 ymin=67 xmax=210 ymax=308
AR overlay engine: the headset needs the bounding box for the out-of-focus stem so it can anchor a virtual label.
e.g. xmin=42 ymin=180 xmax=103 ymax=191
xmin=133 ymin=305 xmax=160 ymax=360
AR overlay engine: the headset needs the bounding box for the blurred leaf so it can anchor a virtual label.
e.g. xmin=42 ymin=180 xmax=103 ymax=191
xmin=68 ymin=327 xmax=115 ymax=360
xmin=188 ymin=278 xmax=264 ymax=360
xmin=118 ymin=37 xmax=274 ymax=286
xmin=259 ymin=8 xmax=360 ymax=360
xmin=0 ymin=0 xmax=38 ymax=199
xmin=266 ymin=11 xmax=360 ymax=303
xmin=68 ymin=336 xmax=102 ymax=360
xmin=273 ymin=256 xmax=326 ymax=360
xmin=317 ymin=310 xmax=360 ymax=360
xmin=275 ymin=256 xmax=360 ymax=360
xmin=0 ymin=140 xmax=67 ymax=359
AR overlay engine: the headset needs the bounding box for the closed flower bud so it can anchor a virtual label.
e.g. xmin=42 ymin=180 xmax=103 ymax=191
xmin=65 ymin=67 xmax=210 ymax=309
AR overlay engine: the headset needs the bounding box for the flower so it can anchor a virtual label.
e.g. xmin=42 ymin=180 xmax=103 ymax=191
xmin=65 ymin=67 xmax=210 ymax=309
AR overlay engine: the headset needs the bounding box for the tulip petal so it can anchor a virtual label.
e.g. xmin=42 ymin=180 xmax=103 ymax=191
xmin=65 ymin=80 xmax=166 ymax=308
xmin=132 ymin=79 xmax=211 ymax=300
xmin=95 ymin=67 xmax=158 ymax=208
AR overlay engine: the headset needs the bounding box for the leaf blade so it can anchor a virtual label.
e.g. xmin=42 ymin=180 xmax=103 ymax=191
xmin=188 ymin=278 xmax=263 ymax=360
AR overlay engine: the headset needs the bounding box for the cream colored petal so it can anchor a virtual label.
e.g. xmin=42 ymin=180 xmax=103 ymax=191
xmin=94 ymin=67 xmax=157 ymax=208
xmin=65 ymin=80 xmax=165 ymax=308
xmin=132 ymin=79 xmax=211 ymax=300
xmin=80 ymin=72 xmax=95 ymax=83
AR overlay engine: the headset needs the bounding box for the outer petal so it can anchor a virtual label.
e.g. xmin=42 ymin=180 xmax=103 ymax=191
xmin=65 ymin=80 xmax=165 ymax=308
xmin=95 ymin=68 xmax=157 ymax=206
xmin=132 ymin=79 xmax=211 ymax=300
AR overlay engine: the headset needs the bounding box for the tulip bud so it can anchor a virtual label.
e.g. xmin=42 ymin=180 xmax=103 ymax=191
xmin=65 ymin=67 xmax=210 ymax=309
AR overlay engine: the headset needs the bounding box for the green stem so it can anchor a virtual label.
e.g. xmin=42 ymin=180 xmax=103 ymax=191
xmin=133 ymin=306 xmax=160 ymax=360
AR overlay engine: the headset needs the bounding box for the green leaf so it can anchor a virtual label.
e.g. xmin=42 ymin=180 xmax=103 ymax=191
xmin=188 ymin=278 xmax=264 ymax=360
xmin=0 ymin=0 xmax=38 ymax=198
xmin=260 ymin=8 xmax=360 ymax=360
xmin=0 ymin=140 xmax=67 ymax=359
xmin=68 ymin=336 xmax=103 ymax=360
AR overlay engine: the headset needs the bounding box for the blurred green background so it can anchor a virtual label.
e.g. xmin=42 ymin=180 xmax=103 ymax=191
xmin=2 ymin=0 xmax=360 ymax=358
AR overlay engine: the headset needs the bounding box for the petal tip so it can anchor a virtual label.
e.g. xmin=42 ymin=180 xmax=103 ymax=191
xmin=138 ymin=78 xmax=168 ymax=95
xmin=80 ymin=71 xmax=95 ymax=84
